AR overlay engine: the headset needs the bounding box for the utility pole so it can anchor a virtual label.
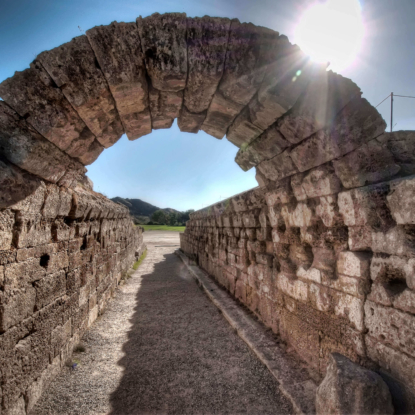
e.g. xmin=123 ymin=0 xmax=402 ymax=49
xmin=390 ymin=92 xmax=394 ymax=132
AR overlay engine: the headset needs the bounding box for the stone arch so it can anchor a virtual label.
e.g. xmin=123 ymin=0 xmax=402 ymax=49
xmin=0 ymin=12 xmax=402 ymax=209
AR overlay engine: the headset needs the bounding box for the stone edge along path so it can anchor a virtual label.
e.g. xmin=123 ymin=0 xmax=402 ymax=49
xmin=175 ymin=249 xmax=317 ymax=415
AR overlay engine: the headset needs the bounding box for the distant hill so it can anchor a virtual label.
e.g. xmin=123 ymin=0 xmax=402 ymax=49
xmin=111 ymin=197 xmax=181 ymax=224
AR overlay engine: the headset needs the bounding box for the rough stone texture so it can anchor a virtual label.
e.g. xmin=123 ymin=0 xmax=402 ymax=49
xmin=333 ymin=140 xmax=400 ymax=188
xmin=202 ymin=20 xmax=279 ymax=139
xmin=0 ymin=182 xmax=144 ymax=414
xmin=181 ymin=173 xmax=415 ymax=410
xmin=290 ymin=97 xmax=387 ymax=172
xmin=177 ymin=105 xmax=206 ymax=134
xmin=148 ymin=84 xmax=183 ymax=129
xmin=278 ymin=70 xmax=361 ymax=144
xmin=0 ymin=102 xmax=86 ymax=183
xmin=183 ymin=16 xmax=231 ymax=114
xmin=0 ymin=65 xmax=102 ymax=165
xmin=86 ymin=21 xmax=151 ymax=140
xmin=137 ymin=13 xmax=187 ymax=92
xmin=37 ymin=35 xmax=124 ymax=148
xmin=316 ymin=353 xmax=393 ymax=415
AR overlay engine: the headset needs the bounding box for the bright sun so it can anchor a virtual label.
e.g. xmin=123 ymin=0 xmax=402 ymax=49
xmin=294 ymin=0 xmax=365 ymax=72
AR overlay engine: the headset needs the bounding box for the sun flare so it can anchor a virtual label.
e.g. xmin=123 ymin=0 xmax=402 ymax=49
xmin=294 ymin=0 xmax=365 ymax=72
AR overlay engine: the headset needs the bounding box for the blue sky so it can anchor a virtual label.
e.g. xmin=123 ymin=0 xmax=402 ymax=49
xmin=1 ymin=0 xmax=414 ymax=210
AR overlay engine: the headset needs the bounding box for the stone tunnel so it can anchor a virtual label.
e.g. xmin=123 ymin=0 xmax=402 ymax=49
xmin=0 ymin=12 xmax=415 ymax=414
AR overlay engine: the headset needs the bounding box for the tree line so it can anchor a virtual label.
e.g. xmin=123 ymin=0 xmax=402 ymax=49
xmin=149 ymin=209 xmax=195 ymax=226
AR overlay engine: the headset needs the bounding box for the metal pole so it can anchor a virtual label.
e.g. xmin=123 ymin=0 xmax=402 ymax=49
xmin=390 ymin=92 xmax=394 ymax=132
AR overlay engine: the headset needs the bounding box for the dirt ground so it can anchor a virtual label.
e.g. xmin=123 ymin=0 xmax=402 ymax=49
xmin=33 ymin=231 xmax=293 ymax=415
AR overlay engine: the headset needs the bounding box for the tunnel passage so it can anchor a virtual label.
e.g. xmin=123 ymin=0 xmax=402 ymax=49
xmin=1 ymin=11 xmax=415 ymax=415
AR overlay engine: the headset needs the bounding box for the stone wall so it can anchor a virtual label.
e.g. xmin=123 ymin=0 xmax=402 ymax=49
xmin=181 ymin=135 xmax=415 ymax=411
xmin=0 ymin=179 xmax=144 ymax=414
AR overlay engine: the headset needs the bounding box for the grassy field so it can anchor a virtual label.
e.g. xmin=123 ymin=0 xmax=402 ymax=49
xmin=141 ymin=225 xmax=186 ymax=232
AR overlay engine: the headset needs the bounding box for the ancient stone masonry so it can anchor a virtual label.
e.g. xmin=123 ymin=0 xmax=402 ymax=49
xmin=0 ymin=10 xmax=414 ymax=414
xmin=0 ymin=181 xmax=144 ymax=414
xmin=181 ymin=153 xmax=415 ymax=411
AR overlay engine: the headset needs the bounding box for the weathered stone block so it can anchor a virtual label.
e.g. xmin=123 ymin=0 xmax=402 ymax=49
xmin=86 ymin=21 xmax=151 ymax=140
xmin=0 ymin=102 xmax=87 ymax=183
xmin=227 ymin=107 xmax=263 ymax=148
xmin=281 ymin=203 xmax=314 ymax=228
xmin=257 ymin=150 xmax=298 ymax=182
xmin=279 ymin=70 xmax=361 ymax=145
xmin=137 ymin=13 xmax=187 ymax=92
xmin=148 ymin=84 xmax=183 ymax=129
xmin=334 ymin=292 xmax=364 ymax=331
xmin=315 ymin=195 xmax=343 ymax=227
xmin=316 ymin=353 xmax=393 ymax=415
xmin=184 ymin=16 xmax=231 ymax=113
xmin=0 ymin=65 xmax=101 ymax=164
xmin=277 ymin=274 xmax=308 ymax=302
xmin=265 ymin=178 xmax=294 ymax=206
xmin=333 ymin=140 xmax=400 ymax=188
xmin=387 ymin=176 xmax=415 ymax=225
xmin=177 ymin=105 xmax=206 ymax=133
xmin=0 ymin=210 xmax=14 ymax=251
xmin=365 ymin=300 xmax=415 ymax=358
xmin=37 ymin=35 xmax=124 ymax=148
xmin=337 ymin=251 xmax=371 ymax=279
xmin=34 ymin=271 xmax=66 ymax=309
xmin=290 ymin=98 xmax=386 ymax=172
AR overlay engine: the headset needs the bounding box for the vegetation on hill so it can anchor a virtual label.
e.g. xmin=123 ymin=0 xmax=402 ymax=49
xmin=111 ymin=197 xmax=193 ymax=226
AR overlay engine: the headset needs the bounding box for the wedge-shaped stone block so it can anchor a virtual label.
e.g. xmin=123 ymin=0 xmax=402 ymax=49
xmin=279 ymin=70 xmax=361 ymax=145
xmin=0 ymin=102 xmax=86 ymax=183
xmin=219 ymin=19 xmax=280 ymax=106
xmin=290 ymin=97 xmax=386 ymax=172
xmin=251 ymin=42 xmax=312 ymax=131
xmin=149 ymin=85 xmax=183 ymax=129
xmin=265 ymin=178 xmax=294 ymax=206
xmin=184 ymin=16 xmax=231 ymax=113
xmin=387 ymin=176 xmax=415 ymax=225
xmin=86 ymin=21 xmax=151 ymax=140
xmin=257 ymin=150 xmax=298 ymax=182
xmin=201 ymin=91 xmax=244 ymax=139
xmin=0 ymin=160 xmax=42 ymax=209
xmin=177 ymin=105 xmax=206 ymax=133
xmin=333 ymin=140 xmax=400 ymax=188
xmin=235 ymin=123 xmax=291 ymax=171
xmin=365 ymin=300 xmax=415 ymax=358
xmin=227 ymin=107 xmax=263 ymax=148
xmin=371 ymin=225 xmax=415 ymax=257
xmin=0 ymin=65 xmax=102 ymax=164
xmin=316 ymin=353 xmax=393 ymax=415
xmin=137 ymin=12 xmax=187 ymax=92
xmin=37 ymin=35 xmax=124 ymax=148
xmin=377 ymin=130 xmax=415 ymax=175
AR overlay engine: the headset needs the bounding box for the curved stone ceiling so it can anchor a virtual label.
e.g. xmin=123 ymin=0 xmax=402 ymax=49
xmin=0 ymin=12 xmax=387 ymax=208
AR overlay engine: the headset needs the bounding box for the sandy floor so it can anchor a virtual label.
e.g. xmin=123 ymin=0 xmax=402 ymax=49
xmin=33 ymin=231 xmax=293 ymax=415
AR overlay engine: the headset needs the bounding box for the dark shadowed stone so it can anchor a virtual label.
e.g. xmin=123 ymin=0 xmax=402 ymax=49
xmin=257 ymin=149 xmax=298 ymax=181
xmin=316 ymin=353 xmax=393 ymax=415
xmin=235 ymin=123 xmax=291 ymax=171
xmin=86 ymin=22 xmax=151 ymax=140
xmin=278 ymin=70 xmax=362 ymax=145
xmin=0 ymin=102 xmax=86 ymax=184
xmin=37 ymin=35 xmax=124 ymax=148
xmin=148 ymin=85 xmax=183 ymax=129
xmin=333 ymin=140 xmax=400 ymax=188
xmin=137 ymin=13 xmax=187 ymax=92
xmin=184 ymin=16 xmax=231 ymax=113
xmin=290 ymin=97 xmax=386 ymax=172
xmin=177 ymin=106 xmax=206 ymax=133
xmin=0 ymin=65 xmax=100 ymax=164
xmin=377 ymin=131 xmax=415 ymax=175
xmin=249 ymin=41 xmax=312 ymax=131
xmin=0 ymin=159 xmax=42 ymax=209
xmin=201 ymin=92 xmax=244 ymax=139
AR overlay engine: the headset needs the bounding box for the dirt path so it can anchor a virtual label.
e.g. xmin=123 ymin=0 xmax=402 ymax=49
xmin=33 ymin=231 xmax=293 ymax=415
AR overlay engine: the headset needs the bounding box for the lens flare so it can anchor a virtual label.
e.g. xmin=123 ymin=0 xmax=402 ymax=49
xmin=294 ymin=0 xmax=365 ymax=72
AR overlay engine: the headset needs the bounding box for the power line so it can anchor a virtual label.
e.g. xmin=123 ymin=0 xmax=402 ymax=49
xmin=375 ymin=94 xmax=391 ymax=108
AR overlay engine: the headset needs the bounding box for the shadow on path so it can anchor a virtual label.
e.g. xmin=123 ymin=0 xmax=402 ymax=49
xmin=109 ymin=250 xmax=292 ymax=414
